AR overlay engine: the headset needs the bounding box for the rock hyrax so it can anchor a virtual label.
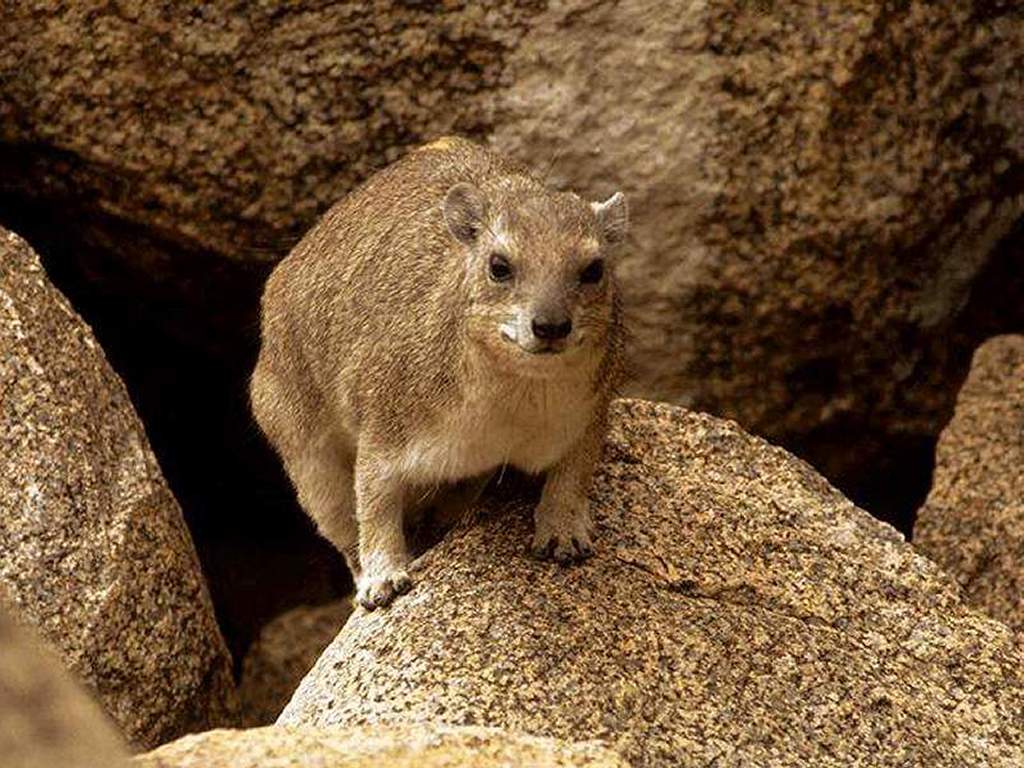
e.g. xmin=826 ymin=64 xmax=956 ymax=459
xmin=250 ymin=136 xmax=627 ymax=609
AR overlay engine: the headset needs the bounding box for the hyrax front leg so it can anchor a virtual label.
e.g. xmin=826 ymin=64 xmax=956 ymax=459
xmin=531 ymin=419 xmax=605 ymax=563
xmin=353 ymin=456 xmax=413 ymax=610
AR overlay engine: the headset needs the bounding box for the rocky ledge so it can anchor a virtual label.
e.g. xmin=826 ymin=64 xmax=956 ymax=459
xmin=276 ymin=399 xmax=1024 ymax=767
xmin=134 ymin=724 xmax=626 ymax=768
xmin=5 ymin=227 xmax=1024 ymax=766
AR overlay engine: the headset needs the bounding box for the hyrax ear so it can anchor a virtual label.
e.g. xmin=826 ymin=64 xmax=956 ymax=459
xmin=591 ymin=191 xmax=629 ymax=246
xmin=443 ymin=183 xmax=488 ymax=245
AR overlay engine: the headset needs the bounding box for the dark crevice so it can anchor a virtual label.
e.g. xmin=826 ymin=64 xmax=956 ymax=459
xmin=782 ymin=212 xmax=1024 ymax=540
xmin=779 ymin=427 xmax=936 ymax=539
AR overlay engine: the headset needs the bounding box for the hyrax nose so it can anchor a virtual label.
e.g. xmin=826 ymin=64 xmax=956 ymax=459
xmin=531 ymin=316 xmax=573 ymax=341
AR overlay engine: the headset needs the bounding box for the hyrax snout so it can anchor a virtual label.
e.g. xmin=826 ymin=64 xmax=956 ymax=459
xmin=250 ymin=136 xmax=627 ymax=610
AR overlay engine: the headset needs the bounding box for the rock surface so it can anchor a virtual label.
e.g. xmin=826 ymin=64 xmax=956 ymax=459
xmin=281 ymin=399 xmax=1024 ymax=767
xmin=2 ymin=2 xmax=1022 ymax=519
xmin=915 ymin=335 xmax=1024 ymax=633
xmin=0 ymin=227 xmax=237 ymax=748
xmin=0 ymin=596 xmax=130 ymax=768
xmin=497 ymin=2 xmax=1024 ymax=517
xmin=239 ymin=601 xmax=353 ymax=726
xmin=134 ymin=724 xmax=626 ymax=768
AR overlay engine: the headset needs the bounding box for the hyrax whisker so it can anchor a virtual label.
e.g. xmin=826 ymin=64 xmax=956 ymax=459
xmin=250 ymin=136 xmax=628 ymax=610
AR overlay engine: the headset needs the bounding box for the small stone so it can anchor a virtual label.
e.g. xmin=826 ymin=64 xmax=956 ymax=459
xmin=238 ymin=601 xmax=353 ymax=726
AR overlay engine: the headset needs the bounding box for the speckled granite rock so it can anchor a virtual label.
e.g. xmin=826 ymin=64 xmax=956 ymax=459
xmin=915 ymin=335 xmax=1024 ymax=633
xmin=0 ymin=596 xmax=130 ymax=768
xmin=0 ymin=228 xmax=237 ymax=748
xmin=239 ymin=601 xmax=353 ymax=726
xmin=494 ymin=1 xmax=1024 ymax=506
xmin=280 ymin=399 xmax=1024 ymax=767
xmin=0 ymin=1 xmax=545 ymax=257
xmin=1 ymin=3 xmax=1022 ymax=506
xmin=134 ymin=724 xmax=627 ymax=768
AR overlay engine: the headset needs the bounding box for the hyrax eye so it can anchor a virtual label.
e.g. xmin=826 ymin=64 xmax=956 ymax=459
xmin=488 ymin=253 xmax=513 ymax=282
xmin=579 ymin=258 xmax=604 ymax=285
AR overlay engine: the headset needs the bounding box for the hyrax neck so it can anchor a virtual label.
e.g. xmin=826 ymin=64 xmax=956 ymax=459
xmin=394 ymin=347 xmax=600 ymax=485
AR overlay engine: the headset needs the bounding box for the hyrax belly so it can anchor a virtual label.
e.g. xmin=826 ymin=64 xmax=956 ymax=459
xmin=397 ymin=381 xmax=595 ymax=484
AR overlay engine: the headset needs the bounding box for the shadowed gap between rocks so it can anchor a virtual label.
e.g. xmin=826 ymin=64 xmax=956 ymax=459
xmin=0 ymin=185 xmax=1021 ymax=665
xmin=781 ymin=213 xmax=1024 ymax=531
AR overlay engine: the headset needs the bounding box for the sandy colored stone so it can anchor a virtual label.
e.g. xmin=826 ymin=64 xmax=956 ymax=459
xmin=280 ymin=399 xmax=1024 ymax=767
xmin=0 ymin=227 xmax=237 ymax=748
xmin=0 ymin=1 xmax=545 ymax=257
xmin=915 ymin=335 xmax=1024 ymax=632
xmin=239 ymin=601 xmax=353 ymax=726
xmin=495 ymin=1 xmax=1024 ymax=495
xmin=134 ymin=724 xmax=626 ymax=768
xmin=1 ymin=3 xmax=1022 ymax=501
xmin=0 ymin=596 xmax=130 ymax=768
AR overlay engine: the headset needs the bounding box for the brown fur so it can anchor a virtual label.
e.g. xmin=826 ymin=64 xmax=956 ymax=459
xmin=250 ymin=136 xmax=627 ymax=609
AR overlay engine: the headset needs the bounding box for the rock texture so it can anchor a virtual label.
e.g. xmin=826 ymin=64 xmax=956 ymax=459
xmin=239 ymin=601 xmax=353 ymax=726
xmin=1 ymin=2 xmax=1022 ymax=521
xmin=915 ymin=335 xmax=1024 ymax=633
xmin=0 ymin=2 xmax=546 ymax=258
xmin=0 ymin=227 xmax=237 ymax=748
xmin=0 ymin=596 xmax=130 ymax=768
xmin=134 ymin=724 xmax=626 ymax=768
xmin=281 ymin=400 xmax=1024 ymax=767
xmin=495 ymin=1 xmax=1024 ymax=514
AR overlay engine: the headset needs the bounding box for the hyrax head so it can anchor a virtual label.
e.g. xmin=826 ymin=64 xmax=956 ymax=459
xmin=443 ymin=181 xmax=628 ymax=375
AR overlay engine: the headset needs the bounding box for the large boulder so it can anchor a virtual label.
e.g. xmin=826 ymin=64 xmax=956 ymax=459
xmin=495 ymin=2 xmax=1024 ymax=514
xmin=239 ymin=601 xmax=353 ymax=726
xmin=134 ymin=724 xmax=626 ymax=768
xmin=280 ymin=400 xmax=1024 ymax=767
xmin=0 ymin=227 xmax=237 ymax=748
xmin=0 ymin=596 xmax=129 ymax=768
xmin=1 ymin=2 xmax=1022 ymax=523
xmin=914 ymin=335 xmax=1024 ymax=633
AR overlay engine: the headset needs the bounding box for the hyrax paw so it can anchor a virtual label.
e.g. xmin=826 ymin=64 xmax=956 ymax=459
xmin=356 ymin=568 xmax=412 ymax=610
xmin=531 ymin=520 xmax=595 ymax=564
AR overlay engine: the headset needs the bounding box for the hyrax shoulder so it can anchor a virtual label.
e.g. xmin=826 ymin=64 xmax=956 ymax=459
xmin=251 ymin=136 xmax=629 ymax=610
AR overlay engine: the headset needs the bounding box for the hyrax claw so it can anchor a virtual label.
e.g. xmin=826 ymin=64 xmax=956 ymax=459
xmin=531 ymin=527 xmax=595 ymax=564
xmin=356 ymin=569 xmax=412 ymax=611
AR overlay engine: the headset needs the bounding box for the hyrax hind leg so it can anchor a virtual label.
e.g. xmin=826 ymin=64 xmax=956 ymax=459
xmin=250 ymin=363 xmax=360 ymax=577
xmin=284 ymin=432 xmax=360 ymax=578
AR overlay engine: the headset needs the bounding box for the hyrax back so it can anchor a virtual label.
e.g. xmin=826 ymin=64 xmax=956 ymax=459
xmin=251 ymin=136 xmax=628 ymax=609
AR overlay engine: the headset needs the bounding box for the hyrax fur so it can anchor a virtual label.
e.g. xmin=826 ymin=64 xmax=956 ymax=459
xmin=250 ymin=136 xmax=627 ymax=610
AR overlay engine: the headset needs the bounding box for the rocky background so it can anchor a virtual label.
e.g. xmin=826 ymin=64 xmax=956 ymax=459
xmin=2 ymin=2 xmax=1023 ymax=767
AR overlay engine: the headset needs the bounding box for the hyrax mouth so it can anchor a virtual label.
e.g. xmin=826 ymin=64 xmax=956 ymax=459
xmin=527 ymin=344 xmax=564 ymax=356
xmin=500 ymin=327 xmax=568 ymax=356
xmin=517 ymin=340 xmax=570 ymax=357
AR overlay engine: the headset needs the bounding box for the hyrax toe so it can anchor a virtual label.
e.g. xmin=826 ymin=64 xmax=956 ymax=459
xmin=356 ymin=569 xmax=413 ymax=610
xmin=531 ymin=528 xmax=595 ymax=564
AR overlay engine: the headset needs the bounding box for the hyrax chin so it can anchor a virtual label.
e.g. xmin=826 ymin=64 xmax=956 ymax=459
xmin=250 ymin=136 xmax=627 ymax=610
